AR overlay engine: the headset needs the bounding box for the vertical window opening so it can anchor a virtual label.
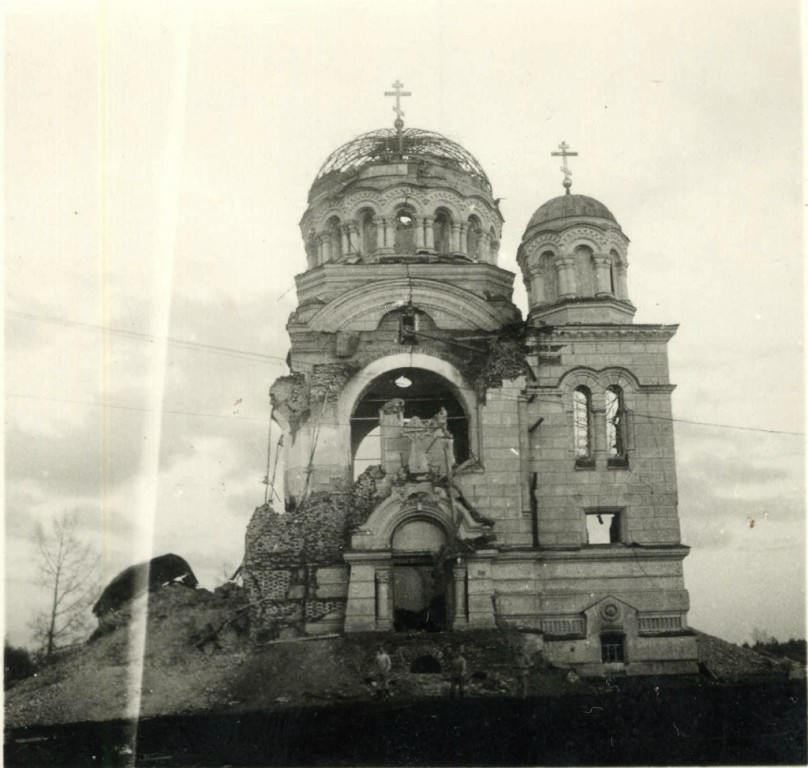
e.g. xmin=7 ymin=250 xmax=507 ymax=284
xmin=573 ymin=386 xmax=594 ymax=467
xmin=395 ymin=210 xmax=415 ymax=254
xmin=467 ymin=216 xmax=481 ymax=260
xmin=434 ymin=211 xmax=452 ymax=256
xmin=606 ymin=386 xmax=628 ymax=467
xmin=601 ymin=633 xmax=625 ymax=663
xmin=360 ymin=210 xmax=377 ymax=258
xmin=585 ymin=510 xmax=621 ymax=544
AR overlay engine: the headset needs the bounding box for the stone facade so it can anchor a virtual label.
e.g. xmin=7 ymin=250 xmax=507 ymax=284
xmin=244 ymin=125 xmax=697 ymax=676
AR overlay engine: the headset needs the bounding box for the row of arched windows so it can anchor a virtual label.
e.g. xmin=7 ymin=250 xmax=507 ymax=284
xmin=573 ymin=385 xmax=628 ymax=466
xmin=534 ymin=245 xmax=625 ymax=304
xmin=305 ymin=207 xmax=499 ymax=268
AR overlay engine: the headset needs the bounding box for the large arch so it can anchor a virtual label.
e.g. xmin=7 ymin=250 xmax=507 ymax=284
xmin=337 ymin=353 xmax=478 ymax=471
xmin=307 ymin=277 xmax=510 ymax=331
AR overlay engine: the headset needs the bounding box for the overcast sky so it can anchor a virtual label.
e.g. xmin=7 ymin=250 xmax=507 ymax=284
xmin=5 ymin=0 xmax=804 ymax=648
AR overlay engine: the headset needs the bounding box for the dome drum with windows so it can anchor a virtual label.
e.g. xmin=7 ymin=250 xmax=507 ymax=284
xmin=300 ymin=128 xmax=503 ymax=270
xmin=517 ymin=192 xmax=635 ymax=326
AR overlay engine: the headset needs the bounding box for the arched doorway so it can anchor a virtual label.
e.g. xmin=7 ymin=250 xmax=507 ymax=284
xmin=391 ymin=518 xmax=450 ymax=632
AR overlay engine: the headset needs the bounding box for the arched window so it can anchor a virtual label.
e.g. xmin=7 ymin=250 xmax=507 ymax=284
xmin=358 ymin=209 xmax=377 ymax=258
xmin=605 ymin=386 xmax=627 ymax=465
xmin=540 ymin=251 xmax=558 ymax=304
xmin=433 ymin=210 xmax=453 ymax=256
xmin=467 ymin=216 xmax=482 ymax=260
xmin=573 ymin=386 xmax=594 ymax=465
xmin=574 ymin=245 xmax=596 ymax=297
xmin=326 ymin=216 xmax=342 ymax=261
xmin=394 ymin=209 xmax=416 ymax=254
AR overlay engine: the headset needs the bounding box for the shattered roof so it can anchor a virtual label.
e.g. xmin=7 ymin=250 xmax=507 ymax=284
xmin=312 ymin=127 xmax=491 ymax=192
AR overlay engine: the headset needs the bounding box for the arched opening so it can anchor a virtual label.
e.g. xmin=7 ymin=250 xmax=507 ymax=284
xmin=394 ymin=208 xmax=416 ymax=254
xmin=573 ymin=386 xmax=594 ymax=466
xmin=574 ymin=245 xmax=596 ymax=297
xmin=540 ymin=251 xmax=558 ymax=304
xmin=326 ymin=216 xmax=342 ymax=261
xmin=433 ymin=209 xmax=453 ymax=256
xmin=392 ymin=518 xmax=448 ymax=632
xmin=360 ymin=208 xmax=377 ymax=258
xmin=605 ymin=385 xmax=628 ymax=466
xmin=411 ymin=655 xmax=442 ymax=673
xmin=350 ymin=367 xmax=470 ymax=480
xmin=467 ymin=216 xmax=482 ymax=260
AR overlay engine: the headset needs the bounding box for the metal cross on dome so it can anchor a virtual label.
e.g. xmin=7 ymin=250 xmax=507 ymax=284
xmin=551 ymin=141 xmax=578 ymax=194
xmin=385 ymin=80 xmax=411 ymax=153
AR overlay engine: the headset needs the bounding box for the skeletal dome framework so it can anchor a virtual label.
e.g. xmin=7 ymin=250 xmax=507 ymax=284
xmin=300 ymin=127 xmax=503 ymax=272
xmin=312 ymin=127 xmax=492 ymax=195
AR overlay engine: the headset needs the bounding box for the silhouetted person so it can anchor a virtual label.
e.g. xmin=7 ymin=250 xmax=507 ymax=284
xmin=448 ymin=646 xmax=468 ymax=699
xmin=373 ymin=645 xmax=392 ymax=698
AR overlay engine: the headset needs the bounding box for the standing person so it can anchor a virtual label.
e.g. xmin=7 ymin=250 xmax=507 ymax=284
xmin=373 ymin=645 xmax=392 ymax=699
xmin=515 ymin=648 xmax=532 ymax=699
xmin=448 ymin=645 xmax=468 ymax=699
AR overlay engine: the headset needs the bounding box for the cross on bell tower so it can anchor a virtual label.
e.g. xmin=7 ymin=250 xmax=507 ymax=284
xmin=385 ymin=79 xmax=411 ymax=153
xmin=551 ymin=141 xmax=578 ymax=195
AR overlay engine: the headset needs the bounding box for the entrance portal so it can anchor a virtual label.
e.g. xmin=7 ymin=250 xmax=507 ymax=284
xmin=391 ymin=518 xmax=450 ymax=632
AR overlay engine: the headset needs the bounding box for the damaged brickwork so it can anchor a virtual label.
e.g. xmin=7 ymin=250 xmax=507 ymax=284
xmin=244 ymin=467 xmax=390 ymax=638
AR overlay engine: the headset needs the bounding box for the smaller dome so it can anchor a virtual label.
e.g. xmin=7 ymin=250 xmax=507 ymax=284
xmin=524 ymin=194 xmax=619 ymax=237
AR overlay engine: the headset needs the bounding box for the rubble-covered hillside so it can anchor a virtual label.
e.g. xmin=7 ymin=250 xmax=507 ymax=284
xmin=6 ymin=580 xmax=803 ymax=731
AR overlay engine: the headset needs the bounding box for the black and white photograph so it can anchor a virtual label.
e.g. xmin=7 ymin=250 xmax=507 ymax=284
xmin=4 ymin=0 xmax=805 ymax=765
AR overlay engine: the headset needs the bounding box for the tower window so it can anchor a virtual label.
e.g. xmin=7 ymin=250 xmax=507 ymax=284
xmin=574 ymin=245 xmax=596 ymax=297
xmin=327 ymin=216 xmax=342 ymax=261
xmin=585 ymin=510 xmax=621 ymax=544
xmin=605 ymin=386 xmax=628 ymax=467
xmin=573 ymin=386 xmax=594 ymax=467
xmin=601 ymin=633 xmax=625 ymax=663
xmin=434 ymin=210 xmax=452 ymax=256
xmin=394 ymin=210 xmax=415 ymax=254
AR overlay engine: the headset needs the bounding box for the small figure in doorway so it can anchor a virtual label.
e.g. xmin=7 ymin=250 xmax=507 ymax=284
xmin=373 ymin=645 xmax=392 ymax=699
xmin=448 ymin=645 xmax=468 ymax=699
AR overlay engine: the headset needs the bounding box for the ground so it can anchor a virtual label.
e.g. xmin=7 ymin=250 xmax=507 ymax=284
xmin=5 ymin=584 xmax=806 ymax=766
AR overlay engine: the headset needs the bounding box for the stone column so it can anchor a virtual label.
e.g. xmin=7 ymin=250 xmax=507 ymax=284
xmin=526 ymin=264 xmax=545 ymax=308
xmin=375 ymin=570 xmax=391 ymax=627
xmin=379 ymin=217 xmax=395 ymax=254
xmin=556 ymin=255 xmax=576 ymax=298
xmin=317 ymin=234 xmax=328 ymax=266
xmin=374 ymin=217 xmax=385 ymax=252
xmin=459 ymin=223 xmax=469 ymax=256
xmin=340 ymin=226 xmax=351 ymax=258
xmin=593 ymin=254 xmax=613 ymax=297
xmin=592 ymin=405 xmax=607 ymax=462
xmin=615 ymin=265 xmax=629 ymax=301
xmin=453 ymin=564 xmax=468 ymax=626
xmin=346 ymin=222 xmax=359 ymax=256
xmin=423 ymin=216 xmax=436 ymax=252
xmin=451 ymin=222 xmax=461 ymax=254
xmin=414 ymin=217 xmax=425 ymax=251
xmin=480 ymin=232 xmax=492 ymax=263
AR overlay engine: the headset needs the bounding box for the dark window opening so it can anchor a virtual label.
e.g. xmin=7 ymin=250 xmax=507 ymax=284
xmin=467 ymin=216 xmax=482 ymax=260
xmin=601 ymin=633 xmax=625 ymax=663
xmin=434 ymin=210 xmax=453 ymax=256
xmin=410 ymin=655 xmax=442 ymax=673
xmin=586 ymin=511 xmax=621 ymax=544
xmin=350 ymin=368 xmax=470 ymax=479
xmin=360 ymin=209 xmax=377 ymax=258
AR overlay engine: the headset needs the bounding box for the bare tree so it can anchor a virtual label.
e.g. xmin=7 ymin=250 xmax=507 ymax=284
xmin=31 ymin=511 xmax=100 ymax=658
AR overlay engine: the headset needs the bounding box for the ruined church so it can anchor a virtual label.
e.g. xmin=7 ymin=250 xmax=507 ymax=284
xmin=244 ymin=89 xmax=697 ymax=676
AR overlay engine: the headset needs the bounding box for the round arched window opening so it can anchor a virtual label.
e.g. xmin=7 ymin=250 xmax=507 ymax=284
xmin=351 ymin=368 xmax=470 ymax=479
